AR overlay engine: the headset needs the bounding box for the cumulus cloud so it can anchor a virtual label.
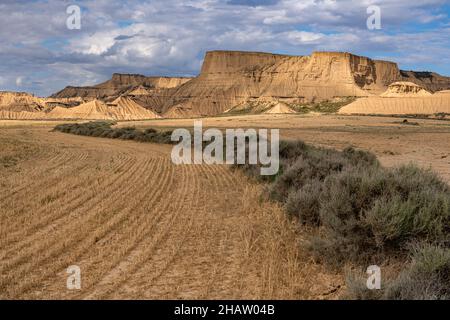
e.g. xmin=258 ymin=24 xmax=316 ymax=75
xmin=0 ymin=0 xmax=448 ymax=96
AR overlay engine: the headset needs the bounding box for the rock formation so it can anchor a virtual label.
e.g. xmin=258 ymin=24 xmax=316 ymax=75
xmin=380 ymin=82 xmax=432 ymax=97
xmin=51 ymin=73 xmax=192 ymax=102
xmin=48 ymin=97 xmax=160 ymax=120
xmin=263 ymin=102 xmax=297 ymax=114
xmin=161 ymin=51 xmax=450 ymax=117
xmin=0 ymin=91 xmax=45 ymax=112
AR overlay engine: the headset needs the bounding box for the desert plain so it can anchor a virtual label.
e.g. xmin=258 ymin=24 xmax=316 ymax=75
xmin=1 ymin=113 xmax=450 ymax=299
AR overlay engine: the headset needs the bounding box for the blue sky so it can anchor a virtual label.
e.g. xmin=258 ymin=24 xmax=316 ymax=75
xmin=0 ymin=0 xmax=449 ymax=96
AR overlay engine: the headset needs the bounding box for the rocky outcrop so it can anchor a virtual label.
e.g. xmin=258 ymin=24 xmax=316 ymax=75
xmin=0 ymin=91 xmax=45 ymax=112
xmin=162 ymin=51 xmax=450 ymax=117
xmin=381 ymin=82 xmax=432 ymax=97
xmin=400 ymin=71 xmax=450 ymax=92
xmin=51 ymin=73 xmax=192 ymax=102
xmin=2 ymin=50 xmax=450 ymax=120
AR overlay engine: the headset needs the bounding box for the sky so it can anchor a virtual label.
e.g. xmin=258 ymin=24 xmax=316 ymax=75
xmin=0 ymin=0 xmax=449 ymax=97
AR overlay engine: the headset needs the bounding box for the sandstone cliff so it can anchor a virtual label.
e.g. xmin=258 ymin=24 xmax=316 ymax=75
xmin=161 ymin=51 xmax=450 ymax=117
xmin=0 ymin=91 xmax=45 ymax=112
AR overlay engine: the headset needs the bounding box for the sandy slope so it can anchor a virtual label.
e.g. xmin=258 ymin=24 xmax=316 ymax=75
xmin=48 ymin=98 xmax=160 ymax=120
xmin=339 ymin=95 xmax=450 ymax=115
xmin=264 ymin=102 xmax=296 ymax=114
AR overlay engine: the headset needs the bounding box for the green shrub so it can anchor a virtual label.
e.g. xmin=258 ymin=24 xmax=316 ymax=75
xmin=237 ymin=138 xmax=450 ymax=271
xmin=53 ymin=121 xmax=174 ymax=145
xmin=312 ymin=164 xmax=450 ymax=265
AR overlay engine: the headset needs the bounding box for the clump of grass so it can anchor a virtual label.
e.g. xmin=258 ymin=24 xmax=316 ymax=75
xmin=53 ymin=121 xmax=175 ymax=144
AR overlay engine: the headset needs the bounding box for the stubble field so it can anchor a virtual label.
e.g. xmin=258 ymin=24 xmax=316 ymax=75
xmin=1 ymin=114 xmax=450 ymax=299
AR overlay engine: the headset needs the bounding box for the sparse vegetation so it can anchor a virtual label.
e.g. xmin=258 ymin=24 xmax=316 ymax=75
xmin=291 ymin=97 xmax=357 ymax=114
xmin=236 ymin=138 xmax=450 ymax=299
xmin=53 ymin=121 xmax=174 ymax=144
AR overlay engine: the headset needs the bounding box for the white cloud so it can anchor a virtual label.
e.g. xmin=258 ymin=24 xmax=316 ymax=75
xmin=0 ymin=0 xmax=448 ymax=96
xmin=284 ymin=31 xmax=325 ymax=44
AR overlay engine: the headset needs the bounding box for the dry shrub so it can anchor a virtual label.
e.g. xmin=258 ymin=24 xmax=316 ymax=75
xmin=53 ymin=121 xmax=174 ymax=144
xmin=237 ymin=138 xmax=450 ymax=299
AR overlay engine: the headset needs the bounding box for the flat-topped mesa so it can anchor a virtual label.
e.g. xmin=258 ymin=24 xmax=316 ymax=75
xmin=200 ymin=50 xmax=290 ymax=74
xmin=162 ymin=50 xmax=406 ymax=117
xmin=200 ymin=50 xmax=401 ymax=88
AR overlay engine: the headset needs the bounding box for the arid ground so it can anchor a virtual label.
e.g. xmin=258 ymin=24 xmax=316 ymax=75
xmin=1 ymin=114 xmax=450 ymax=299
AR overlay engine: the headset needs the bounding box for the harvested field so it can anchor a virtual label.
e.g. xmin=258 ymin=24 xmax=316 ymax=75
xmin=0 ymin=122 xmax=339 ymax=299
xmin=1 ymin=114 xmax=450 ymax=299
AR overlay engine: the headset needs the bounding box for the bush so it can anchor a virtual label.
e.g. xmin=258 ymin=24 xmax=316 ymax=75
xmin=237 ymin=138 xmax=450 ymax=270
xmin=346 ymin=244 xmax=450 ymax=300
xmin=53 ymin=121 xmax=175 ymax=145
xmin=307 ymin=164 xmax=450 ymax=265
xmin=384 ymin=244 xmax=450 ymax=300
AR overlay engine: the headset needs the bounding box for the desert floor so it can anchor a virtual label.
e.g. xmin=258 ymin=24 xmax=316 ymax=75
xmin=1 ymin=114 xmax=450 ymax=299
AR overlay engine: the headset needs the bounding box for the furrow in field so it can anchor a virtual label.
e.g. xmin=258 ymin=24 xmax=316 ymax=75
xmin=87 ymin=163 xmax=192 ymax=299
xmin=0 ymin=153 xmax=133 ymax=248
xmin=69 ymin=158 xmax=176 ymax=299
xmin=0 ymin=157 xmax=153 ymax=295
xmin=103 ymin=163 xmax=209 ymax=299
xmin=0 ymin=154 xmax=137 ymax=260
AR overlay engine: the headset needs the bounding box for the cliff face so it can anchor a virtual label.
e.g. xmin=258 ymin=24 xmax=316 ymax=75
xmin=161 ymin=51 xmax=415 ymax=117
xmin=51 ymin=74 xmax=192 ymax=102
xmin=400 ymin=71 xmax=450 ymax=92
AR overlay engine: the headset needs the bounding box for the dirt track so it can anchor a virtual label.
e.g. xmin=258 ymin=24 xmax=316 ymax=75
xmin=0 ymin=124 xmax=338 ymax=299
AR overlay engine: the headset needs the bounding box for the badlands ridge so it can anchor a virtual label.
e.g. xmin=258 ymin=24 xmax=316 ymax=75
xmin=1 ymin=50 xmax=450 ymax=120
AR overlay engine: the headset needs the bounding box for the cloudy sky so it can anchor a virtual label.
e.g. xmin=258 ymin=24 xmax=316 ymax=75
xmin=1 ymin=0 xmax=449 ymax=96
